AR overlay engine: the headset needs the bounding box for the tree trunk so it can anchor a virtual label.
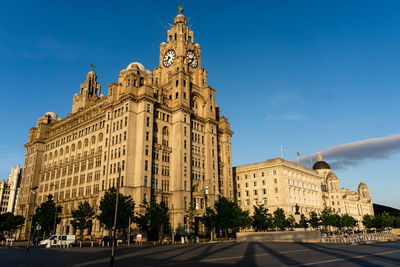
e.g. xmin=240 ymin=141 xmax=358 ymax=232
xmin=224 ymin=229 xmax=228 ymax=239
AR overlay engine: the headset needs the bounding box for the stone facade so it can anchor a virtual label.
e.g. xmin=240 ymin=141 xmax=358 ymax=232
xmin=233 ymin=154 xmax=374 ymax=225
xmin=0 ymin=165 xmax=22 ymax=214
xmin=16 ymin=12 xmax=233 ymax=238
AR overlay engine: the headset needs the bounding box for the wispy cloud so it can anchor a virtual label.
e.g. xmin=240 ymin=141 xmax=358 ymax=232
xmin=266 ymin=112 xmax=306 ymax=121
xmin=299 ymin=134 xmax=400 ymax=169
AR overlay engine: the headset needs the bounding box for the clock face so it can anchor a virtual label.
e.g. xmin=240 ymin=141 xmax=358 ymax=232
xmin=163 ymin=50 xmax=176 ymax=67
xmin=186 ymin=50 xmax=198 ymax=68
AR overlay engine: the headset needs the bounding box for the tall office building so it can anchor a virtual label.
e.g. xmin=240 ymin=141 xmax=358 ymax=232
xmin=16 ymin=11 xmax=233 ymax=238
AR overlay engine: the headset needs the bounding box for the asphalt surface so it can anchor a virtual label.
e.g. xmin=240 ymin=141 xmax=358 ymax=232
xmin=1 ymin=241 xmax=400 ymax=266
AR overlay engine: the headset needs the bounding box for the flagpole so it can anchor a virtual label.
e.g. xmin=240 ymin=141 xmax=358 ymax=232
xmin=280 ymin=146 xmax=284 ymax=159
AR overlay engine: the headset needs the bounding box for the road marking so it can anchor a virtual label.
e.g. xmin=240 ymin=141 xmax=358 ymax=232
xmin=142 ymin=248 xmax=311 ymax=266
xmin=290 ymin=250 xmax=400 ymax=266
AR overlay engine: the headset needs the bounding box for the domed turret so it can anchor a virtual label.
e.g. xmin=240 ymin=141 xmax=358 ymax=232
xmin=174 ymin=13 xmax=187 ymax=25
xmin=127 ymin=62 xmax=146 ymax=73
xmin=358 ymin=181 xmax=370 ymax=198
xmin=327 ymin=172 xmax=338 ymax=180
xmin=312 ymin=152 xmax=331 ymax=170
xmin=44 ymin=111 xmax=58 ymax=120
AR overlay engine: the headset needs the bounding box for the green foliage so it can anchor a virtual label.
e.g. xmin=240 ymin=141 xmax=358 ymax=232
xmin=200 ymin=207 xmax=216 ymax=232
xmin=319 ymin=207 xmax=334 ymax=228
xmin=98 ymin=188 xmax=135 ymax=230
xmin=341 ymin=214 xmax=357 ymax=228
xmin=213 ymin=196 xmax=251 ymax=233
xmin=299 ymin=214 xmax=309 ymax=228
xmin=363 ymin=213 xmax=400 ymax=229
xmin=33 ymin=195 xmax=62 ymax=235
xmin=308 ymin=211 xmax=320 ymax=229
xmin=251 ymin=205 xmax=273 ymax=231
xmin=0 ymin=212 xmax=25 ymax=234
xmin=362 ymin=214 xmax=374 ymax=229
xmin=134 ymin=201 xmax=169 ymax=241
xmin=273 ymin=208 xmax=287 ymax=230
xmin=146 ymin=201 xmax=169 ymax=235
xmin=71 ymin=201 xmax=95 ymax=240
xmin=287 ymin=214 xmax=296 ymax=228
xmin=373 ymin=212 xmax=393 ymax=229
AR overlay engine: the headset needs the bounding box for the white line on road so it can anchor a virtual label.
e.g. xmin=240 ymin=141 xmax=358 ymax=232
xmin=290 ymin=250 xmax=400 ymax=266
xmin=142 ymin=248 xmax=312 ymax=266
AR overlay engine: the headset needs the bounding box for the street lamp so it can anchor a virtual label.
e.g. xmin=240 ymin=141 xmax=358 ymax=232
xmin=110 ymin=167 xmax=121 ymax=267
xmin=50 ymin=183 xmax=60 ymax=235
xmin=27 ymin=186 xmax=38 ymax=251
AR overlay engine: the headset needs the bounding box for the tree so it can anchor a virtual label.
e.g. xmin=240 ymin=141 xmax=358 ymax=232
xmin=71 ymin=201 xmax=95 ymax=240
xmin=330 ymin=214 xmax=342 ymax=229
xmin=309 ymin=211 xmax=320 ymax=229
xmin=213 ymin=196 xmax=250 ymax=238
xmin=273 ymin=208 xmax=287 ymax=230
xmin=146 ymin=201 xmax=169 ymax=242
xmin=0 ymin=212 xmax=25 ymax=237
xmin=252 ymin=205 xmax=272 ymax=232
xmin=287 ymin=214 xmax=296 ymax=229
xmin=373 ymin=212 xmax=393 ymax=229
xmin=362 ymin=214 xmax=374 ymax=229
xmin=33 ymin=195 xmax=62 ymax=237
xmin=341 ymin=214 xmax=357 ymax=229
xmin=200 ymin=207 xmax=216 ymax=235
xmin=320 ymin=207 xmax=334 ymax=228
xmin=98 ymin=188 xmax=135 ymax=233
xmin=299 ymin=214 xmax=309 ymax=229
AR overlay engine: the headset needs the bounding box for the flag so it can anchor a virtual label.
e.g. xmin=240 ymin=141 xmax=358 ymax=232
xmin=297 ymin=151 xmax=300 ymax=157
xmin=280 ymin=146 xmax=284 ymax=158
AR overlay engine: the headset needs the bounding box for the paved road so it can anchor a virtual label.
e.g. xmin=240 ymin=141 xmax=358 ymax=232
xmin=1 ymin=241 xmax=400 ymax=266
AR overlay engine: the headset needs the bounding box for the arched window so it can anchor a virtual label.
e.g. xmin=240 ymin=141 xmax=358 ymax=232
xmin=91 ymin=136 xmax=96 ymax=145
xmin=60 ymin=148 xmax=64 ymax=156
xmin=54 ymin=150 xmax=58 ymax=158
xmin=71 ymin=144 xmax=76 ymax=152
xmin=84 ymin=139 xmax=89 ymax=147
xmin=49 ymin=152 xmax=53 ymax=160
xmin=77 ymin=141 xmax=82 ymax=150
xmin=65 ymin=146 xmax=69 ymax=154
xmin=162 ymin=127 xmax=169 ymax=147
xmin=98 ymin=133 xmax=103 ymax=142
xmin=44 ymin=154 xmax=48 ymax=162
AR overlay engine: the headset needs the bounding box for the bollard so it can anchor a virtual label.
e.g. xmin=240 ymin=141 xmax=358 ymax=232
xmin=5 ymin=239 xmax=8 ymax=247
xmin=80 ymin=241 xmax=82 ymax=248
xmin=107 ymin=242 xmax=109 ymax=247
xmin=10 ymin=240 xmax=13 ymax=247
xmin=91 ymin=241 xmax=93 ymax=247
xmin=102 ymin=241 xmax=104 ymax=247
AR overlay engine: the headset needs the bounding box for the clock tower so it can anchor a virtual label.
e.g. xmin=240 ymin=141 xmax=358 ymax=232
xmin=151 ymin=11 xmax=234 ymax=233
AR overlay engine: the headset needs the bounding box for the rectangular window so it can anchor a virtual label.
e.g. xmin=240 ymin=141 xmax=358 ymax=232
xmin=144 ymin=176 xmax=147 ymax=187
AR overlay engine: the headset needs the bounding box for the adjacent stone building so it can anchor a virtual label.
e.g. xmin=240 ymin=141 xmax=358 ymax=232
xmin=233 ymin=154 xmax=373 ymax=225
xmin=16 ymin=12 xmax=233 ymax=238
xmin=0 ymin=165 xmax=22 ymax=214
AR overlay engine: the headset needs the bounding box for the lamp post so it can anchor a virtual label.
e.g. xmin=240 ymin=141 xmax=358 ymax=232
xmin=110 ymin=167 xmax=121 ymax=267
xmin=27 ymin=186 xmax=38 ymax=251
xmin=50 ymin=183 xmax=60 ymax=235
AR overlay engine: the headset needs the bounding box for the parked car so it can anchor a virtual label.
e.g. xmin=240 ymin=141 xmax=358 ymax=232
xmin=40 ymin=235 xmax=76 ymax=248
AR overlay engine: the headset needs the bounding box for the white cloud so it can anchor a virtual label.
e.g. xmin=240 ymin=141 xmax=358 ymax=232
xmin=299 ymin=134 xmax=400 ymax=169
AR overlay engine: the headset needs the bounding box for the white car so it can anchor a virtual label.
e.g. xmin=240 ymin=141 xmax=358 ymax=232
xmin=40 ymin=235 xmax=76 ymax=248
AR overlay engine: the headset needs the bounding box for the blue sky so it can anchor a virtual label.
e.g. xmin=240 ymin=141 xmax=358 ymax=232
xmin=1 ymin=0 xmax=400 ymax=208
